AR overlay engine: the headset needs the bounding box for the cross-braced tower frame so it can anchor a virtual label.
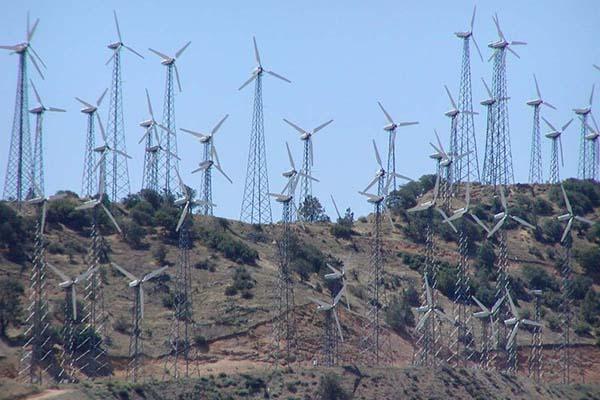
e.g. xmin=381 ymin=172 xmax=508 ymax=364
xmin=528 ymin=104 xmax=543 ymax=183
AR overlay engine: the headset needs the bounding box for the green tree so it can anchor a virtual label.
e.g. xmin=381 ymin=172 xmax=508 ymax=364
xmin=575 ymin=245 xmax=600 ymax=279
xmin=0 ymin=277 xmax=24 ymax=337
xmin=299 ymin=195 xmax=329 ymax=222
xmin=317 ymin=373 xmax=350 ymax=400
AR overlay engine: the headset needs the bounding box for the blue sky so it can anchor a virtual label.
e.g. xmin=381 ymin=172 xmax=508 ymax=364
xmin=1 ymin=1 xmax=599 ymax=219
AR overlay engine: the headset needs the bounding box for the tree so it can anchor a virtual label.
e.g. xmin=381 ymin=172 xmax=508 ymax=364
xmin=385 ymin=292 xmax=415 ymax=334
xmin=298 ymin=195 xmax=329 ymax=222
xmin=575 ymin=245 xmax=600 ymax=280
xmin=317 ymin=373 xmax=350 ymax=400
xmin=0 ymin=277 xmax=24 ymax=337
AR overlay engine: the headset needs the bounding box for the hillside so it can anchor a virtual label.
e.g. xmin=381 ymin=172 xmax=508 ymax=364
xmin=1 ymin=178 xmax=600 ymax=392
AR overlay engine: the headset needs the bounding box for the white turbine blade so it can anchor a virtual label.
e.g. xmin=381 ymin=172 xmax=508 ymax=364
xmin=487 ymin=217 xmax=505 ymax=238
xmin=71 ymin=285 xmax=77 ymax=320
xmin=211 ymin=114 xmax=229 ymax=135
xmin=372 ymin=140 xmax=383 ymax=168
xmin=471 ymin=34 xmax=484 ymax=62
xmin=594 ymin=64 xmax=600 ymax=72
xmin=96 ymin=88 xmax=108 ymax=106
xmin=326 ymin=263 xmax=341 ymax=276
xmin=113 ymin=148 xmax=132 ymax=159
xmin=310 ymin=138 xmax=314 ymax=166
xmin=507 ymin=292 xmax=519 ymax=319
xmin=542 ymin=101 xmax=557 ymax=110
xmin=28 ymin=18 xmax=40 ymax=42
xmin=75 ymin=267 xmax=96 ymax=283
xmin=481 ymin=78 xmax=492 ymax=98
xmin=46 ymin=262 xmax=69 ymax=282
xmin=470 ymin=213 xmax=489 ymax=233
xmin=533 ymin=74 xmax=541 ymax=98
xmin=215 ymin=163 xmax=233 ymax=184
xmin=96 ymin=113 xmax=107 ymax=143
xmin=176 ymin=202 xmax=189 ymax=232
xmin=333 ymin=308 xmax=344 ymax=342
xmin=471 ymin=296 xmax=489 ymax=312
xmin=522 ymin=319 xmax=543 ymax=328
xmin=330 ymin=195 xmax=342 ymax=219
xmin=511 ymin=40 xmax=527 ymax=46
xmin=48 ymin=107 xmax=66 ymax=112
xmin=492 ymin=295 xmax=506 ymax=314
xmin=561 ymin=118 xmax=574 ymax=132
xmin=470 ymin=5 xmax=476 ymax=32
xmin=424 ymin=275 xmax=432 ymax=305
xmin=436 ymin=207 xmax=456 ymax=232
xmin=238 ymin=73 xmax=257 ymax=91
xmin=111 ymin=262 xmax=137 ymax=281
xmin=507 ymin=46 xmax=520 ymax=59
xmin=397 ymin=121 xmax=419 ymax=127
xmin=123 ymin=45 xmax=144 ymax=59
xmin=174 ymin=64 xmax=182 ymax=92
xmin=28 ymin=53 xmax=45 ymax=80
xmin=298 ymin=171 xmax=319 ymax=182
xmin=105 ymin=51 xmax=116 ymax=66
xmin=561 ymin=184 xmax=572 ymax=214
xmin=148 ymin=48 xmax=170 ymax=61
xmin=416 ymin=310 xmax=431 ymax=331
xmin=433 ymin=129 xmax=447 ymax=156
xmin=142 ymin=265 xmax=168 ymax=282
xmin=493 ymin=13 xmax=505 ymax=40
xmin=285 ymin=141 xmax=296 ymax=170
xmin=145 ymin=88 xmax=154 ymax=118
xmin=283 ymin=118 xmax=307 ymax=135
xmin=75 ymin=200 xmax=99 ymax=211
xmin=377 ymin=101 xmax=394 ymax=124
xmin=40 ymin=200 xmax=47 ymax=234
xmin=138 ymin=128 xmax=151 ymax=144
xmin=101 ymin=203 xmax=122 ymax=234
xmin=574 ymin=215 xmax=593 ymax=225
xmin=113 ymin=10 xmax=122 ymax=42
xmin=560 ymin=218 xmax=573 ymax=244
xmin=0 ymin=45 xmax=18 ymax=51
xmin=444 ymin=85 xmax=457 ymax=110
xmin=506 ymin=323 xmax=519 ymax=351
xmin=590 ymin=84 xmax=595 ymax=106
xmin=363 ymin=175 xmax=379 ymax=193
xmin=511 ymin=215 xmax=535 ymax=230
xmin=392 ymin=172 xmax=413 ymax=182
xmin=30 ymin=80 xmax=43 ymax=106
xmin=308 ymin=296 xmax=331 ymax=309
xmin=180 ymin=128 xmax=206 ymax=139
xmin=163 ymin=147 xmax=181 ymax=161
xmin=432 ymin=172 xmax=440 ymax=202
xmin=75 ymin=97 xmax=94 ymax=109
xmin=175 ymin=41 xmax=191 ymax=58
xmin=498 ymin=186 xmax=507 ymax=210
xmin=139 ymin=287 xmax=144 ymax=320
xmin=313 ymin=119 xmax=333 ymax=134
xmin=266 ymin=69 xmax=291 ymax=83
xmin=252 ymin=36 xmax=261 ymax=65
xmin=333 ymin=285 xmax=346 ymax=305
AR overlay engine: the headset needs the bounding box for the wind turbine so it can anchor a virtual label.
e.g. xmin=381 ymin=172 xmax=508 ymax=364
xmin=455 ymin=5 xmax=483 ymax=61
xmin=527 ymin=74 xmax=556 ymax=184
xmin=582 ymin=114 xmax=600 ymax=181
xmin=504 ymin=291 xmax=542 ymax=373
xmin=574 ymin=85 xmax=595 ymax=179
xmin=309 ymin=280 xmax=346 ymax=366
xmin=29 ymin=81 xmax=66 ymax=196
xmin=182 ymin=114 xmax=232 ymax=215
xmin=557 ymin=184 xmax=594 ymax=243
xmin=472 ymin=294 xmax=505 ymax=370
xmin=239 ymin=36 xmax=291 ymax=224
xmin=376 ymin=101 xmax=418 ymax=191
xmin=442 ymin=182 xmax=490 ymax=233
xmin=542 ymin=117 xmax=573 ymax=184
xmin=488 ymin=13 xmax=527 ymax=60
xmin=148 ymin=41 xmax=191 ymax=195
xmin=2 ymin=13 xmax=47 ymax=205
xmin=415 ymin=274 xmax=453 ymax=332
xmin=112 ymin=263 xmax=168 ymax=382
xmin=283 ymin=118 xmax=333 ymax=206
xmin=105 ymin=11 xmax=143 ymax=202
xmin=324 ymin=263 xmax=350 ymax=310
xmin=330 ymin=194 xmax=343 ymax=222
xmin=139 ymin=89 xmax=177 ymax=192
xmin=76 ymin=168 xmax=123 ymax=235
xmin=76 ymin=88 xmax=108 ymax=197
xmin=487 ymin=186 xmax=535 ymax=238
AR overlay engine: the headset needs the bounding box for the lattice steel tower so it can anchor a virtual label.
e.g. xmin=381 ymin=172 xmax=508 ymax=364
xmin=527 ymin=75 xmax=556 ymax=183
xmin=483 ymin=14 xmax=526 ymax=187
xmin=2 ymin=15 xmax=46 ymax=203
xmin=149 ymin=41 xmax=191 ymax=195
xmin=239 ymin=37 xmax=291 ymax=224
xmin=574 ymin=85 xmax=594 ymax=179
xmin=584 ymin=116 xmax=599 ymax=181
xmin=105 ymin=11 xmax=143 ymax=201
xmin=542 ymin=117 xmax=572 ymax=184
xmin=76 ymin=89 xmax=107 ymax=198
xmin=454 ymin=5 xmax=482 ymax=183
xmin=528 ymin=289 xmax=543 ymax=383
xmin=182 ymin=114 xmax=232 ymax=216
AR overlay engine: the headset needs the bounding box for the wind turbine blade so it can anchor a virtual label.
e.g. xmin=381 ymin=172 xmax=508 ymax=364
xmin=594 ymin=64 xmax=600 ymax=72
xmin=590 ymin=84 xmax=595 ymax=106
xmin=444 ymin=85 xmax=457 ymax=110
xmin=75 ymin=97 xmax=94 ymax=108
xmin=333 ymin=308 xmax=344 ymax=342
xmin=96 ymin=113 xmax=107 ymax=143
xmin=313 ymin=119 xmax=333 ymax=134
xmin=30 ymin=80 xmax=43 ymax=106
xmin=522 ymin=319 xmax=543 ymax=327
xmin=105 ymin=51 xmax=116 ymax=66
xmin=488 ymin=217 xmax=505 ymax=238
xmin=148 ymin=48 xmax=170 ymax=61
xmin=363 ymin=176 xmax=379 ymax=193
xmin=372 ymin=140 xmax=383 ymax=168
xmin=543 ymin=101 xmax=557 ymax=110
xmin=561 ymin=118 xmax=574 ymax=132
xmin=533 ymin=74 xmax=541 ymax=98
xmin=561 ymin=184 xmax=572 ymax=214
xmin=101 ymin=203 xmax=122 ymax=234
xmin=97 ymin=88 xmax=108 ymax=106
xmin=180 ymin=128 xmax=206 ymax=139
xmin=377 ymin=101 xmax=394 ymax=124
xmin=471 ymin=34 xmax=484 ymax=63
xmin=176 ymin=202 xmax=189 ymax=232
xmin=142 ymin=265 xmax=168 ymax=282
xmin=139 ymin=128 xmax=151 ymax=145
xmin=308 ymin=297 xmax=331 ymax=309
xmin=252 ymin=36 xmax=261 ymax=65
xmin=471 ymin=296 xmax=488 ymax=312
xmin=506 ymin=324 xmax=519 ymax=351
xmin=511 ymin=40 xmax=527 ymax=46
xmin=283 ymin=118 xmax=307 ymax=135
xmin=40 ymin=200 xmax=47 ymax=234
xmin=215 ymin=164 xmax=233 ymax=184
xmin=48 ymin=107 xmax=66 ymax=112
xmin=111 ymin=262 xmax=137 ymax=281
xmin=266 ymin=70 xmax=291 ymax=83
xmin=574 ymin=215 xmax=594 ymax=225
xmin=113 ymin=10 xmax=122 ymax=42
xmin=298 ymin=171 xmax=319 ymax=182
xmin=424 ymin=275 xmax=432 ymax=305
xmin=71 ymin=285 xmax=77 ymax=320
xmin=330 ymin=195 xmax=342 ymax=219
xmin=28 ymin=18 xmax=40 ymax=42
xmin=46 ymin=262 xmax=70 ymax=282
xmin=507 ymin=46 xmax=520 ymax=59
xmin=211 ymin=114 xmax=229 ymax=135
xmin=285 ymin=142 xmax=296 ymax=170
xmin=113 ymin=149 xmax=132 ymax=159
xmin=326 ymin=263 xmax=341 ymax=276
xmin=175 ymin=41 xmax=191 ymax=58
xmin=238 ymin=74 xmax=257 ymax=91
xmin=28 ymin=53 xmax=45 ymax=80
xmin=507 ymin=292 xmax=519 ymax=319
xmin=145 ymin=88 xmax=154 ymax=118
xmin=561 ymin=218 xmax=573 ymax=243
xmin=511 ymin=215 xmax=535 ymax=230
xmin=499 ymin=186 xmax=508 ymax=210
xmin=470 ymin=5 xmax=476 ymax=31
xmin=559 ymin=136 xmax=564 ymax=167
xmin=174 ymin=64 xmax=182 ymax=92
xmin=123 ymin=44 xmax=144 ymax=59
xmin=492 ymin=295 xmax=505 ymax=314
xmin=310 ymin=139 xmax=314 ymax=166
xmin=493 ymin=13 xmax=505 ymax=40
xmin=481 ymin=78 xmax=492 ymax=98
xmin=416 ymin=310 xmax=431 ymax=331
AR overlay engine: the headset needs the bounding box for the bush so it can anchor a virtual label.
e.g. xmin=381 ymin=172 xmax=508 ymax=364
xmin=153 ymin=244 xmax=168 ymax=265
xmin=114 ymin=316 xmax=131 ymax=334
xmin=546 ymin=314 xmax=561 ymax=331
xmin=317 ymin=373 xmax=350 ymax=400
xmin=330 ymin=223 xmax=354 ymax=239
xmin=522 ymin=265 xmax=559 ymax=292
xmin=0 ymin=277 xmax=24 ymax=336
xmin=197 ymin=223 xmax=258 ymax=264
xmin=570 ymin=275 xmax=593 ymax=300
xmin=231 ymin=266 xmax=255 ymax=291
xmin=122 ymin=221 xmax=147 ymax=249
xmin=580 ymin=289 xmax=600 ymax=325
xmin=575 ymin=245 xmax=600 ymax=279
xmin=298 ymin=195 xmax=329 ymax=222
xmin=46 ymin=197 xmax=91 ymax=232
xmin=0 ymin=202 xmax=30 ymax=263
xmin=385 ymin=294 xmax=415 ymax=333
xmin=574 ymin=320 xmax=592 ymax=336
xmin=224 ymin=286 xmax=238 ymax=296
xmin=288 ymin=235 xmax=327 ymax=281
xmin=540 ymin=219 xmax=563 ymax=244
xmin=533 ymin=197 xmax=553 ymax=216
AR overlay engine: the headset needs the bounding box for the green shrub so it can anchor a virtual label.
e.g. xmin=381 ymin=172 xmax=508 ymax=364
xmin=197 ymin=223 xmax=258 ymax=264
xmin=570 ymin=275 xmax=593 ymax=300
xmin=533 ymin=197 xmax=553 ymax=216
xmin=122 ymin=221 xmax=147 ymax=249
xmin=330 ymin=223 xmax=354 ymax=239
xmin=522 ymin=265 xmax=559 ymax=292
xmin=232 ymin=266 xmax=255 ymax=291
xmin=540 ymin=219 xmax=563 ymax=244
xmin=317 ymin=373 xmax=350 ymax=400
xmin=574 ymin=320 xmax=592 ymax=336
xmin=546 ymin=314 xmax=561 ymax=331
xmin=0 ymin=277 xmax=24 ymax=336
xmin=580 ymin=289 xmax=600 ymax=325
xmin=385 ymin=294 xmax=415 ymax=333
xmin=288 ymin=234 xmax=327 ymax=281
xmin=575 ymin=245 xmax=600 ymax=279
xmin=298 ymin=195 xmax=329 ymax=222
xmin=153 ymin=244 xmax=168 ymax=265
xmin=224 ymin=286 xmax=238 ymax=296
xmin=0 ymin=202 xmax=30 ymax=263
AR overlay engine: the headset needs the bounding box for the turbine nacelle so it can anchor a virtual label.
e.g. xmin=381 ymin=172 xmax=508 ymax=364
xmin=454 ymin=31 xmax=472 ymax=38
xmin=29 ymin=106 xmax=45 ymax=114
xmin=128 ymin=279 xmax=141 ymax=287
xmin=557 ymin=213 xmax=571 ymax=221
xmin=444 ymin=109 xmax=459 ymax=118
xmin=383 ymin=122 xmax=397 ymax=131
xmin=282 ymin=169 xmax=297 ymax=178
xmin=493 ymin=211 xmax=505 ymax=220
xmin=574 ymin=107 xmax=591 ymax=115
xmin=586 ymin=132 xmax=600 ymax=141
xmin=488 ymin=39 xmax=508 ymax=49
xmin=526 ymin=98 xmax=543 ymax=107
xmin=107 ymin=41 xmax=122 ymax=50
xmin=139 ymin=119 xmax=153 ymax=128
xmin=545 ymin=131 xmax=561 ymax=139
xmin=480 ymin=98 xmax=496 ymax=106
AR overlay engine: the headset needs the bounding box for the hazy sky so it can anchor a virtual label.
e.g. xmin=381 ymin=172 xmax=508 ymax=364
xmin=1 ymin=1 xmax=599 ymax=219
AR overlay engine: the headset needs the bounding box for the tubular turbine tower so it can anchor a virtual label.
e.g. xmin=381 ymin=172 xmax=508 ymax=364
xmin=2 ymin=14 xmax=46 ymax=203
xmin=239 ymin=37 xmax=291 ymax=224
